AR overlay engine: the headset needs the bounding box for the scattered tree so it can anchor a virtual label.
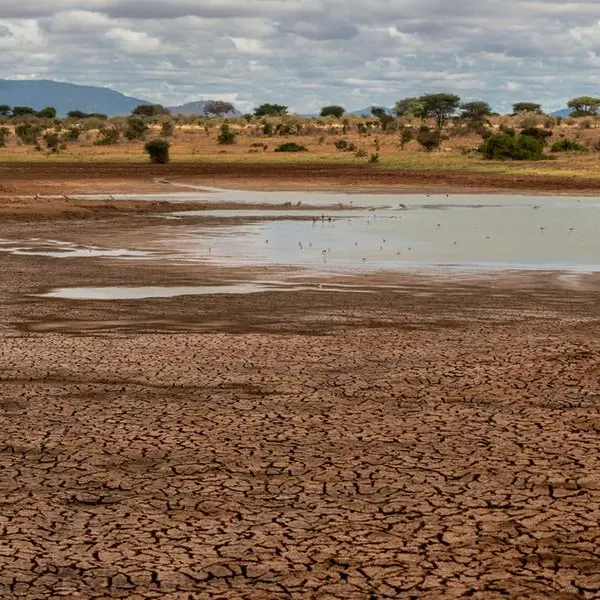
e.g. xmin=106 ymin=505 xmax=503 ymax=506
xmin=204 ymin=100 xmax=235 ymax=117
xmin=37 ymin=107 xmax=57 ymax=119
xmin=254 ymin=103 xmax=288 ymax=117
xmin=419 ymin=93 xmax=461 ymax=129
xmin=394 ymin=97 xmax=422 ymax=118
xmin=371 ymin=107 xmax=394 ymax=131
xmin=320 ymin=105 xmax=345 ymax=118
xmin=11 ymin=106 xmax=36 ymax=118
xmin=567 ymin=96 xmax=600 ymax=117
xmin=124 ymin=116 xmax=149 ymax=141
xmin=132 ymin=104 xmax=170 ymax=117
xmin=512 ymin=102 xmax=543 ymax=115
xmin=459 ymin=101 xmax=492 ymax=125
xmin=217 ymin=123 xmax=236 ymax=144
xmin=144 ymin=138 xmax=170 ymax=163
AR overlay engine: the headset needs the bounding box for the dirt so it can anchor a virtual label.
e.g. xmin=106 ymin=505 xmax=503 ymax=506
xmin=1 ymin=204 xmax=600 ymax=598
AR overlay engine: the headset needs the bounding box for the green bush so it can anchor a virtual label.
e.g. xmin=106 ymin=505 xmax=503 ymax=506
xmin=550 ymin=139 xmax=587 ymax=153
xmin=334 ymin=139 xmax=356 ymax=152
xmin=124 ymin=116 xmax=149 ymax=141
xmin=520 ymin=127 xmax=553 ymax=145
xmin=274 ymin=142 xmax=308 ymax=152
xmin=217 ymin=123 xmax=236 ymax=145
xmin=161 ymin=121 xmax=174 ymax=137
xmin=416 ymin=128 xmax=441 ymax=152
xmin=62 ymin=126 xmax=81 ymax=142
xmin=15 ymin=124 xmax=42 ymax=145
xmin=43 ymin=133 xmax=60 ymax=153
xmin=95 ymin=127 xmax=120 ymax=146
xmin=479 ymin=133 xmax=544 ymax=160
xmin=0 ymin=127 xmax=9 ymax=147
xmin=144 ymin=138 xmax=170 ymax=163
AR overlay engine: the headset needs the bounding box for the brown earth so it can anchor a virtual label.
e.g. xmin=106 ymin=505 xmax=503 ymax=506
xmin=1 ymin=205 xmax=600 ymax=598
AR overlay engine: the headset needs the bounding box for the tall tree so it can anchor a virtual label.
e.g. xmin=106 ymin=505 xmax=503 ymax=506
xmin=512 ymin=102 xmax=542 ymax=115
xmin=459 ymin=101 xmax=492 ymax=125
xmin=418 ymin=93 xmax=461 ymax=129
xmin=204 ymin=100 xmax=235 ymax=117
xmin=132 ymin=104 xmax=170 ymax=117
xmin=254 ymin=103 xmax=288 ymax=117
xmin=320 ymin=105 xmax=346 ymax=118
xmin=394 ymin=97 xmax=423 ymax=118
xmin=567 ymin=96 xmax=600 ymax=117
xmin=371 ymin=106 xmax=394 ymax=131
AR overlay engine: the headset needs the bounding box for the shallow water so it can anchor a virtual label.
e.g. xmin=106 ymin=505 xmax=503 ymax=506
xmin=168 ymin=193 xmax=600 ymax=272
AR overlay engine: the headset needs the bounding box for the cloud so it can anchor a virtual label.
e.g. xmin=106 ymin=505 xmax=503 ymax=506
xmin=1 ymin=0 xmax=600 ymax=112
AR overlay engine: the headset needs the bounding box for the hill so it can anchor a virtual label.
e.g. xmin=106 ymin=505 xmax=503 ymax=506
xmin=349 ymin=106 xmax=394 ymax=117
xmin=168 ymin=100 xmax=241 ymax=117
xmin=0 ymin=80 xmax=150 ymax=116
xmin=550 ymin=108 xmax=571 ymax=117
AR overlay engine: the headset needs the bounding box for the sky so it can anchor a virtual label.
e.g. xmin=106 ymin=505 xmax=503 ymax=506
xmin=1 ymin=0 xmax=599 ymax=113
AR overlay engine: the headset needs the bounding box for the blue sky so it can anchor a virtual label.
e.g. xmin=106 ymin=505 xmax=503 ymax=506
xmin=0 ymin=0 xmax=599 ymax=112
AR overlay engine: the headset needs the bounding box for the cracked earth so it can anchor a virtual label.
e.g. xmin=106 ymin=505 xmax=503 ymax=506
xmin=1 ymin=216 xmax=600 ymax=599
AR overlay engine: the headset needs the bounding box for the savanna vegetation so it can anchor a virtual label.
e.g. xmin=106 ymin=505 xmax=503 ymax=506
xmin=1 ymin=95 xmax=600 ymax=177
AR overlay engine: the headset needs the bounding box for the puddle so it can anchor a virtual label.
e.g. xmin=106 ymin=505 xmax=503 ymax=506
xmin=0 ymin=239 xmax=151 ymax=259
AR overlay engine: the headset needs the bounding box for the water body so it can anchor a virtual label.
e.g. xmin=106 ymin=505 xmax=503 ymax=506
xmin=167 ymin=193 xmax=600 ymax=272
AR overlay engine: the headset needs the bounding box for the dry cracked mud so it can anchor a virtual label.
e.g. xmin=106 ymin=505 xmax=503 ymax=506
xmin=1 ymin=215 xmax=600 ymax=599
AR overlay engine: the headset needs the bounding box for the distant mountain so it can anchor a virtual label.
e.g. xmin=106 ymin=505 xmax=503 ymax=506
xmin=0 ymin=80 xmax=150 ymax=116
xmin=168 ymin=100 xmax=241 ymax=117
xmin=348 ymin=106 xmax=394 ymax=117
xmin=550 ymin=108 xmax=571 ymax=117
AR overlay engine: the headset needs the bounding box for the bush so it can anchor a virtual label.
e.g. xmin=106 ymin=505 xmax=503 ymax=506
xmin=550 ymin=139 xmax=587 ymax=152
xmin=161 ymin=121 xmax=175 ymax=137
xmin=217 ymin=123 xmax=236 ymax=144
xmin=479 ymin=133 xmax=544 ymax=160
xmin=354 ymin=148 xmax=368 ymax=158
xmin=274 ymin=142 xmax=308 ymax=152
xmin=334 ymin=139 xmax=356 ymax=152
xmin=15 ymin=123 xmax=42 ymax=145
xmin=43 ymin=133 xmax=61 ymax=153
xmin=520 ymin=127 xmax=553 ymax=145
xmin=124 ymin=116 xmax=149 ymax=141
xmin=0 ymin=127 xmax=9 ymax=147
xmin=144 ymin=139 xmax=170 ymax=163
xmin=95 ymin=127 xmax=120 ymax=145
xmin=416 ymin=128 xmax=442 ymax=152
xmin=62 ymin=126 xmax=81 ymax=142
xmin=368 ymin=153 xmax=380 ymax=163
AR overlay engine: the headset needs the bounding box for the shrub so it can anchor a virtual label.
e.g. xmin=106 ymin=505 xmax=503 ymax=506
xmin=15 ymin=123 xmax=42 ymax=145
xmin=95 ymin=127 xmax=120 ymax=145
xmin=399 ymin=127 xmax=414 ymax=149
xmin=334 ymin=139 xmax=356 ymax=152
xmin=550 ymin=139 xmax=587 ymax=152
xmin=520 ymin=127 xmax=553 ymax=145
xmin=479 ymin=133 xmax=544 ymax=160
xmin=217 ymin=123 xmax=236 ymax=145
xmin=124 ymin=116 xmax=149 ymax=141
xmin=354 ymin=148 xmax=368 ymax=158
xmin=0 ymin=127 xmax=9 ymax=147
xmin=161 ymin=121 xmax=175 ymax=137
xmin=368 ymin=153 xmax=380 ymax=163
xmin=43 ymin=133 xmax=61 ymax=153
xmin=416 ymin=128 xmax=442 ymax=152
xmin=274 ymin=142 xmax=308 ymax=152
xmin=144 ymin=139 xmax=170 ymax=163
xmin=62 ymin=127 xmax=81 ymax=142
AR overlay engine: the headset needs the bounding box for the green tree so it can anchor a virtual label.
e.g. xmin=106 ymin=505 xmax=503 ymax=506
xmin=459 ymin=101 xmax=492 ymax=125
xmin=399 ymin=126 xmax=414 ymax=150
xmin=567 ymin=96 xmax=600 ymax=117
xmin=520 ymin=127 xmax=553 ymax=145
xmin=124 ymin=116 xmax=149 ymax=141
xmin=254 ymin=103 xmax=288 ymax=117
xmin=11 ymin=106 xmax=36 ymax=118
xmin=0 ymin=105 xmax=11 ymax=117
xmin=132 ymin=104 xmax=170 ymax=117
xmin=479 ymin=133 xmax=544 ymax=160
xmin=512 ymin=102 xmax=542 ymax=115
xmin=320 ymin=105 xmax=345 ymax=118
xmin=394 ymin=97 xmax=423 ymax=118
xmin=204 ymin=100 xmax=235 ymax=117
xmin=37 ymin=107 xmax=57 ymax=119
xmin=144 ymin=138 xmax=170 ymax=163
xmin=418 ymin=93 xmax=461 ymax=129
xmin=217 ymin=123 xmax=236 ymax=144
xmin=416 ymin=127 xmax=442 ymax=152
xmin=370 ymin=107 xmax=394 ymax=131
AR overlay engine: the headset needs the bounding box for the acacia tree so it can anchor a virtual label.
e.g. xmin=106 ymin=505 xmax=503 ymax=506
xmin=371 ymin=106 xmax=394 ymax=131
xmin=0 ymin=105 xmax=11 ymax=116
xmin=567 ymin=96 xmax=600 ymax=117
xmin=204 ymin=100 xmax=235 ymax=117
xmin=394 ymin=97 xmax=422 ymax=118
xmin=512 ymin=102 xmax=542 ymax=115
xmin=320 ymin=105 xmax=345 ymax=118
xmin=419 ymin=93 xmax=461 ymax=129
xmin=132 ymin=104 xmax=170 ymax=117
xmin=254 ymin=103 xmax=288 ymax=116
xmin=459 ymin=100 xmax=492 ymax=125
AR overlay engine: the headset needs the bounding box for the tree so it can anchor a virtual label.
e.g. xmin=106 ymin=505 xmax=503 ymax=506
xmin=394 ymin=97 xmax=422 ymax=118
xmin=416 ymin=127 xmax=442 ymax=152
xmin=418 ymin=93 xmax=460 ymax=129
xmin=11 ymin=106 xmax=36 ymax=118
xmin=512 ymin=102 xmax=542 ymax=115
xmin=132 ymin=104 xmax=170 ymax=117
xmin=370 ymin=106 xmax=394 ymax=131
xmin=320 ymin=105 xmax=345 ymax=118
xmin=124 ymin=116 xmax=149 ymax=141
xmin=14 ymin=123 xmax=41 ymax=145
xmin=459 ymin=101 xmax=492 ymax=125
xmin=161 ymin=121 xmax=175 ymax=137
xmin=43 ymin=132 xmax=61 ymax=153
xmin=520 ymin=127 xmax=553 ymax=145
xmin=37 ymin=107 xmax=57 ymax=119
xmin=567 ymin=96 xmax=600 ymax=117
xmin=0 ymin=105 xmax=11 ymax=117
xmin=203 ymin=100 xmax=235 ymax=117
xmin=254 ymin=103 xmax=288 ymax=117
xmin=217 ymin=123 xmax=236 ymax=144
xmin=144 ymin=139 xmax=170 ymax=163
xmin=67 ymin=110 xmax=89 ymax=119
xmin=399 ymin=126 xmax=414 ymax=150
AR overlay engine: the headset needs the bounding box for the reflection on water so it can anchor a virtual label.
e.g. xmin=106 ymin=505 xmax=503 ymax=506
xmin=168 ymin=194 xmax=600 ymax=272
